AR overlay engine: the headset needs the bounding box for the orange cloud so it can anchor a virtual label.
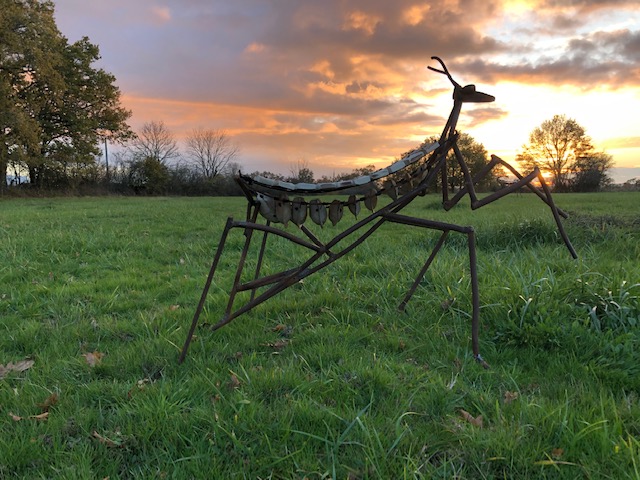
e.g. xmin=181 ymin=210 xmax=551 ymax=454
xmin=119 ymin=92 xmax=444 ymax=176
xmin=244 ymin=42 xmax=266 ymax=54
xmin=343 ymin=10 xmax=381 ymax=35
xmin=401 ymin=5 xmax=431 ymax=26
xmin=309 ymin=60 xmax=335 ymax=80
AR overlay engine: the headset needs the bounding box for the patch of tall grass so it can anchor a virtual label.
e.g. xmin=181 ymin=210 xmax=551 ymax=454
xmin=0 ymin=193 xmax=639 ymax=478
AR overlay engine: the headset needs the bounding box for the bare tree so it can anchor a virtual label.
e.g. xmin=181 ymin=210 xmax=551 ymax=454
xmin=517 ymin=114 xmax=592 ymax=190
xmin=185 ymin=128 xmax=238 ymax=180
xmin=131 ymin=120 xmax=179 ymax=165
xmin=288 ymin=158 xmax=314 ymax=183
xmin=226 ymin=161 xmax=242 ymax=177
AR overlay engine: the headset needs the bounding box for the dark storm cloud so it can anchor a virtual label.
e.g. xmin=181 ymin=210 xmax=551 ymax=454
xmin=538 ymin=0 xmax=640 ymax=13
xmin=455 ymin=26 xmax=640 ymax=88
xmin=460 ymin=58 xmax=639 ymax=88
xmin=53 ymin=0 xmax=640 ymax=99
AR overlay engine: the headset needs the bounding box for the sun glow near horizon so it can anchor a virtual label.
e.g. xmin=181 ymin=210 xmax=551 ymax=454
xmin=120 ymin=80 xmax=640 ymax=179
xmin=464 ymin=82 xmax=640 ymax=168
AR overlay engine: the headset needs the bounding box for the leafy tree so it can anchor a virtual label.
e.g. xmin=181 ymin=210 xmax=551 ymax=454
xmin=316 ymin=165 xmax=377 ymax=183
xmin=571 ymin=151 xmax=613 ymax=192
xmin=125 ymin=121 xmax=179 ymax=194
xmin=130 ymin=121 xmax=179 ymax=166
xmin=422 ymin=133 xmax=497 ymax=192
xmin=185 ymin=128 xmax=238 ymax=181
xmin=621 ymin=178 xmax=639 ymax=191
xmin=1 ymin=0 xmax=133 ymax=190
xmin=517 ymin=114 xmax=593 ymax=191
xmin=129 ymin=156 xmax=170 ymax=195
xmin=333 ymin=164 xmax=376 ymax=181
xmin=249 ymin=171 xmax=286 ymax=181
xmin=1 ymin=0 xmax=54 ymax=191
xmin=447 ymin=133 xmax=492 ymax=192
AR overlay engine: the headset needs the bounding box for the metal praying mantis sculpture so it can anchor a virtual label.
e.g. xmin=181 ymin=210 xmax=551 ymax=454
xmin=178 ymin=57 xmax=577 ymax=367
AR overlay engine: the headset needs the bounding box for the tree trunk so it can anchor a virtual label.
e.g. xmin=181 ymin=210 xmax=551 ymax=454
xmin=0 ymin=143 xmax=8 ymax=194
xmin=29 ymin=165 xmax=40 ymax=188
xmin=0 ymin=160 xmax=7 ymax=194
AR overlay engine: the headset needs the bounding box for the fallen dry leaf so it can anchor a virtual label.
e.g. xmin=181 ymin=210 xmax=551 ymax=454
xmin=82 ymin=351 xmax=104 ymax=367
xmin=9 ymin=412 xmax=49 ymax=422
xmin=30 ymin=412 xmax=49 ymax=421
xmin=534 ymin=459 xmax=578 ymax=466
xmin=271 ymin=324 xmax=293 ymax=338
xmin=504 ymin=391 xmax=519 ymax=404
xmin=228 ymin=374 xmax=241 ymax=390
xmin=92 ymin=431 xmax=122 ymax=448
xmin=459 ymin=409 xmax=483 ymax=428
xmin=260 ymin=339 xmax=289 ymax=351
xmin=0 ymin=359 xmax=35 ymax=379
xmin=38 ymin=393 xmax=59 ymax=413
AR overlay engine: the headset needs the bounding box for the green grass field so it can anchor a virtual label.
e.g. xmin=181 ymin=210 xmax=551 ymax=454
xmin=1 ymin=192 xmax=639 ymax=479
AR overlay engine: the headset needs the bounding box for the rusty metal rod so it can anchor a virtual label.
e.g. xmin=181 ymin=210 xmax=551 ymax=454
xmin=207 ymin=218 xmax=388 ymax=333
xmin=383 ymin=212 xmax=474 ymax=234
xmin=468 ymin=230 xmax=489 ymax=369
xmin=238 ymin=267 xmax=305 ymax=292
xmin=471 ymin=169 xmax=540 ymax=209
xmin=495 ymin=156 xmax=569 ymax=219
xmin=454 ymin=141 xmax=480 ymax=205
xmin=251 ymin=218 xmax=271 ymax=301
xmin=398 ymin=230 xmax=449 ymax=312
xmin=179 ymin=217 xmax=234 ymax=363
xmin=232 ymin=220 xmax=325 ymax=253
xmin=536 ymin=170 xmax=578 ymax=259
xmin=223 ymin=211 xmax=260 ymax=321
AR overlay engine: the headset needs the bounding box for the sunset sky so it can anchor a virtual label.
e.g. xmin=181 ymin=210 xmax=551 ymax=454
xmin=52 ymin=0 xmax=640 ymax=183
